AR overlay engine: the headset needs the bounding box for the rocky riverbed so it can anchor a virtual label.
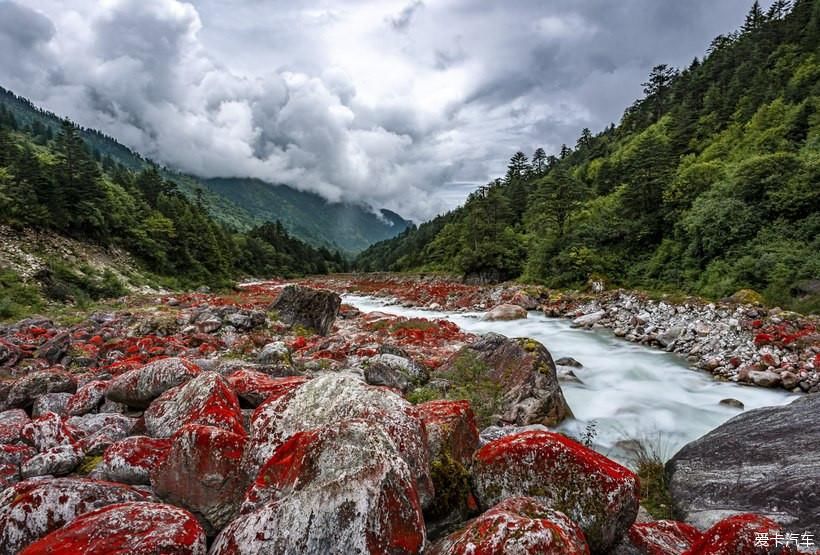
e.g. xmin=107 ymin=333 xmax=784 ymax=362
xmin=303 ymin=274 xmax=820 ymax=394
xmin=0 ymin=277 xmax=816 ymax=554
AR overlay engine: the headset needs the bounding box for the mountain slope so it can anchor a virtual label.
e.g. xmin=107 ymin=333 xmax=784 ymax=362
xmin=357 ymin=0 xmax=820 ymax=312
xmin=202 ymin=177 xmax=411 ymax=253
xmin=0 ymin=87 xmax=410 ymax=252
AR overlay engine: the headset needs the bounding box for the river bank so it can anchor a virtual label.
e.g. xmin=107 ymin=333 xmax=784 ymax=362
xmin=297 ymin=274 xmax=820 ymax=394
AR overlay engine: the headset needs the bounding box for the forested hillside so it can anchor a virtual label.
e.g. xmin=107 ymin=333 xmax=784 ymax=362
xmin=357 ymin=0 xmax=820 ymax=313
xmin=0 ymin=108 xmax=346 ymax=312
xmin=0 ymin=87 xmax=409 ymax=253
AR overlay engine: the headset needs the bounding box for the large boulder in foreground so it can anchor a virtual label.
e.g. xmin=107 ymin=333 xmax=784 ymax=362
xmin=243 ymin=373 xmax=433 ymax=507
xmin=151 ymin=424 xmax=247 ymax=533
xmin=666 ymin=394 xmax=820 ymax=534
xmin=269 ymin=284 xmax=341 ymax=336
xmin=618 ymin=520 xmax=702 ymax=554
xmin=439 ymin=333 xmax=572 ymax=427
xmin=0 ymin=477 xmax=152 ymax=554
xmin=105 ymin=357 xmax=200 ymax=408
xmin=472 ymin=430 xmax=639 ymax=554
xmin=143 ymin=372 xmax=245 ymax=438
xmin=211 ymin=421 xmax=425 ymax=555
xmin=19 ymin=502 xmax=207 ymax=555
xmin=429 ymin=496 xmax=589 ymax=555
xmin=92 ymin=436 xmax=171 ymax=485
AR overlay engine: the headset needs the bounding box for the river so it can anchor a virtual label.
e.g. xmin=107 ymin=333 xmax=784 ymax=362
xmin=343 ymin=294 xmax=797 ymax=463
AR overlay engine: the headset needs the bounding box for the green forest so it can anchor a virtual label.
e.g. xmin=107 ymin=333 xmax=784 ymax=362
xmin=357 ymin=0 xmax=820 ymax=313
xmin=0 ymin=110 xmax=346 ymax=301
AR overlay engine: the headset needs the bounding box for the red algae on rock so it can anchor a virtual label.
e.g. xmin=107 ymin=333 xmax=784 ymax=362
xmin=429 ymin=496 xmax=590 ymax=555
xmin=19 ymin=502 xmax=207 ymax=555
xmin=472 ymin=430 xmax=639 ymax=554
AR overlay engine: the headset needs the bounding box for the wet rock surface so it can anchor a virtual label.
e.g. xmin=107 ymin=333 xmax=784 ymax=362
xmin=666 ymin=394 xmax=820 ymax=535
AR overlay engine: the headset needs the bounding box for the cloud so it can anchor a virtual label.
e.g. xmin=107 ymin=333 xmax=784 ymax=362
xmin=387 ymin=0 xmax=424 ymax=31
xmin=0 ymin=0 xmax=767 ymax=221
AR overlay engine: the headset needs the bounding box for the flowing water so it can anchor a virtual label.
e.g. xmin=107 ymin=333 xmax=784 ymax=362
xmin=343 ymin=294 xmax=797 ymax=463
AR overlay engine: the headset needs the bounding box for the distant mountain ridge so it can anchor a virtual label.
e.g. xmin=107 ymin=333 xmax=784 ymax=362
xmin=0 ymin=86 xmax=411 ymax=253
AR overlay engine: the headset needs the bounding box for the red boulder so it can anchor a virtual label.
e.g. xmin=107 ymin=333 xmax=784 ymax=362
xmin=627 ymin=520 xmax=703 ymax=554
xmin=0 ymin=477 xmax=152 ymax=553
xmin=93 ymin=436 xmax=171 ymax=485
xmin=143 ymin=372 xmax=245 ymax=438
xmin=684 ymin=514 xmax=798 ymax=555
xmin=150 ymin=424 xmax=247 ymax=533
xmin=0 ymin=409 xmax=30 ymax=444
xmin=105 ymin=357 xmax=200 ymax=408
xmin=19 ymin=502 xmax=207 ymax=555
xmin=417 ymin=399 xmax=479 ymax=466
xmin=212 ymin=420 xmax=425 ymax=555
xmin=429 ymin=496 xmax=590 ymax=555
xmin=65 ymin=381 xmax=109 ymax=416
xmin=472 ymin=430 xmax=639 ymax=554
xmin=227 ymin=369 xmax=308 ymax=407
xmin=21 ymin=412 xmax=78 ymax=452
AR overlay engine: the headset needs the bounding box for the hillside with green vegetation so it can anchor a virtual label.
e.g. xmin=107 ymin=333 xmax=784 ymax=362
xmin=202 ymin=177 xmax=411 ymax=253
xmin=357 ymin=0 xmax=820 ymax=313
xmin=0 ymin=87 xmax=410 ymax=253
xmin=0 ymin=107 xmax=347 ymax=318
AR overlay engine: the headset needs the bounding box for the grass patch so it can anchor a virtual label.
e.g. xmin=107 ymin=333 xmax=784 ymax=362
xmin=0 ymin=267 xmax=44 ymax=321
xmin=437 ymin=350 xmax=503 ymax=428
xmin=624 ymin=436 xmax=675 ymax=519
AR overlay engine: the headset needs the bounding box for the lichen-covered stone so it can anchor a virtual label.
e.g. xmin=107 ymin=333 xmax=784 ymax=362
xmin=684 ymin=513 xmax=797 ymax=555
xmin=20 ymin=443 xmax=84 ymax=478
xmin=269 ymin=284 xmax=341 ymax=336
xmin=31 ymin=393 xmax=73 ymax=418
xmin=363 ymin=353 xmax=429 ymax=393
xmin=0 ymin=408 xmax=30 ymax=444
xmin=417 ymin=399 xmax=479 ymax=467
xmin=212 ymin=420 xmax=425 ymax=555
xmin=226 ymin=369 xmax=308 ymax=407
xmin=92 ymin=436 xmax=171 ymax=485
xmin=242 ymin=373 xmax=433 ymax=507
xmin=625 ymin=520 xmax=703 ymax=555
xmin=105 ymin=357 xmax=200 ymax=408
xmin=21 ymin=412 xmax=78 ymax=452
xmin=66 ymin=413 xmax=135 ymax=436
xmin=429 ymin=496 xmax=590 ymax=555
xmin=65 ymin=381 xmax=109 ymax=416
xmin=19 ymin=502 xmax=207 ymax=555
xmin=4 ymin=370 xmax=77 ymax=410
xmin=440 ymin=333 xmax=572 ymax=427
xmin=150 ymin=424 xmax=247 ymax=533
xmin=143 ymin=372 xmax=244 ymax=438
xmin=0 ymin=477 xmax=152 ymax=554
xmin=473 ymin=430 xmax=639 ymax=554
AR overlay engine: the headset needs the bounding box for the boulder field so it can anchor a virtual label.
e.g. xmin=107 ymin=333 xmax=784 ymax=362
xmin=0 ymin=281 xmax=813 ymax=553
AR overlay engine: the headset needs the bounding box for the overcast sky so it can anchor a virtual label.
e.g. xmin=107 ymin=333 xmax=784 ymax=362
xmin=0 ymin=0 xmax=767 ymax=221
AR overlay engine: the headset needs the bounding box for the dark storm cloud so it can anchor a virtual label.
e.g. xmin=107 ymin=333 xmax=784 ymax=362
xmin=0 ymin=0 xmax=768 ymax=220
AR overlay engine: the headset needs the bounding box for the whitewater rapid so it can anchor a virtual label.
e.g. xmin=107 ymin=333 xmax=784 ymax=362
xmin=343 ymin=294 xmax=797 ymax=463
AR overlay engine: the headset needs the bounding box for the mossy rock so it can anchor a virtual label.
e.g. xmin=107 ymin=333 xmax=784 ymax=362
xmin=728 ymin=289 xmax=765 ymax=305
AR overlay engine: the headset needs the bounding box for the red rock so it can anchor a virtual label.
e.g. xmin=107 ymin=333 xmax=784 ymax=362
xmin=0 ymin=408 xmax=30 ymax=444
xmin=143 ymin=372 xmax=245 ymax=438
xmin=242 ymin=373 xmax=433 ymax=507
xmin=0 ymin=443 xmax=36 ymax=466
xmin=105 ymin=357 xmax=200 ymax=408
xmin=417 ymin=400 xmax=479 ymax=467
xmin=21 ymin=412 xmax=79 ymax=452
xmin=66 ymin=413 xmax=135 ymax=435
xmin=20 ymin=443 xmax=84 ymax=478
xmin=226 ymin=369 xmax=308 ymax=407
xmin=472 ymin=430 xmax=639 ymax=554
xmin=683 ymin=514 xmax=798 ymax=555
xmin=0 ymin=463 xmax=17 ymax=489
xmin=76 ymin=424 xmax=130 ymax=456
xmin=0 ymin=477 xmax=152 ymax=553
xmin=212 ymin=420 xmax=425 ymax=555
xmin=150 ymin=424 xmax=247 ymax=533
xmin=19 ymin=502 xmax=207 ymax=555
xmin=429 ymin=496 xmax=589 ymax=555
xmin=93 ymin=436 xmax=171 ymax=485
xmin=4 ymin=370 xmax=77 ymax=409
xmin=65 ymin=381 xmax=109 ymax=416
xmin=628 ymin=520 xmax=703 ymax=554
xmin=31 ymin=393 xmax=73 ymax=418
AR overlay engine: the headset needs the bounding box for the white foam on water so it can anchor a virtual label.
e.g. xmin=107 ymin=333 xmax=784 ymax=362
xmin=343 ymin=294 xmax=797 ymax=463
